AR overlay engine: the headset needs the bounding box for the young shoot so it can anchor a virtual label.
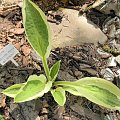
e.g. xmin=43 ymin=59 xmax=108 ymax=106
xmin=2 ymin=0 xmax=120 ymax=110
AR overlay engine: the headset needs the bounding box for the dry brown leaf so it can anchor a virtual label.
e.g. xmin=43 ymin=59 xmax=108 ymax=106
xmin=21 ymin=45 xmax=31 ymax=56
xmin=0 ymin=93 xmax=6 ymax=108
xmin=14 ymin=42 xmax=21 ymax=50
xmin=13 ymin=28 xmax=24 ymax=35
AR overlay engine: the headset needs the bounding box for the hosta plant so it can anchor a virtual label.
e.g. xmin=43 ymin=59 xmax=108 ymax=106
xmin=2 ymin=0 xmax=120 ymax=110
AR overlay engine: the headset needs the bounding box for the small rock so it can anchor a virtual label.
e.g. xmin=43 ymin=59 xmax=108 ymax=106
xmin=115 ymin=55 xmax=120 ymax=65
xmin=39 ymin=115 xmax=48 ymax=120
xmin=107 ymin=56 xmax=117 ymax=67
xmin=116 ymin=69 xmax=120 ymax=79
xmin=74 ymin=70 xmax=82 ymax=77
xmin=35 ymin=116 xmax=41 ymax=120
xmin=117 ymin=69 xmax=120 ymax=75
xmin=63 ymin=116 xmax=71 ymax=120
xmin=41 ymin=108 xmax=48 ymax=114
xmin=97 ymin=48 xmax=111 ymax=59
xmin=115 ymin=44 xmax=120 ymax=51
xmin=101 ymin=68 xmax=114 ymax=81
xmin=115 ymin=69 xmax=120 ymax=85
xmin=104 ymin=113 xmax=118 ymax=120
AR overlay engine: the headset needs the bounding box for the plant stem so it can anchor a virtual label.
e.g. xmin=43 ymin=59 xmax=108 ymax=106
xmin=42 ymin=56 xmax=51 ymax=81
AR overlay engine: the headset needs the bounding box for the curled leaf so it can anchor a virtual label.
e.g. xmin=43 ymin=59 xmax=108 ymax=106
xmin=51 ymin=87 xmax=66 ymax=106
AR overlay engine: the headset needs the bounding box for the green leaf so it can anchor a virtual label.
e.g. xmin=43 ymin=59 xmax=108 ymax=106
xmin=14 ymin=75 xmax=47 ymax=103
xmin=63 ymin=86 xmax=83 ymax=96
xmin=51 ymin=87 xmax=66 ymax=106
xmin=43 ymin=81 xmax=52 ymax=93
xmin=0 ymin=115 xmax=4 ymax=120
xmin=54 ymin=77 xmax=120 ymax=110
xmin=22 ymin=0 xmax=51 ymax=58
xmin=2 ymin=84 xmax=25 ymax=98
xmin=28 ymin=74 xmax=46 ymax=83
xmin=74 ymin=77 xmax=120 ymax=109
xmin=50 ymin=60 xmax=61 ymax=82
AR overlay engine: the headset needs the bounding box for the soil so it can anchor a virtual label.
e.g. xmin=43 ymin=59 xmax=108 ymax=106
xmin=0 ymin=0 xmax=120 ymax=120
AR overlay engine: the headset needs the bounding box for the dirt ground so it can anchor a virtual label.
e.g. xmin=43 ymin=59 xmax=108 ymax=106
xmin=0 ymin=0 xmax=120 ymax=120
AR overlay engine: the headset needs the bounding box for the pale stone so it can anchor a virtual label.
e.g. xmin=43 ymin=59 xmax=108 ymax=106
xmin=107 ymin=56 xmax=117 ymax=67
xmin=49 ymin=9 xmax=107 ymax=48
xmin=115 ymin=55 xmax=120 ymax=65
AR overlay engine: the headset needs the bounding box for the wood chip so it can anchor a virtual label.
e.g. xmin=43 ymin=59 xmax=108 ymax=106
xmin=14 ymin=42 xmax=21 ymax=50
xmin=13 ymin=28 xmax=24 ymax=35
xmin=22 ymin=45 xmax=31 ymax=56
xmin=0 ymin=93 xmax=6 ymax=108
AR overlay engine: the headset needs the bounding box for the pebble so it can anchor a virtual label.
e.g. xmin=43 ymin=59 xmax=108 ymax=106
xmin=74 ymin=70 xmax=82 ymax=77
xmin=97 ymin=48 xmax=111 ymax=59
xmin=101 ymin=68 xmax=114 ymax=81
xmin=115 ymin=55 xmax=120 ymax=65
xmin=41 ymin=108 xmax=48 ymax=114
xmin=116 ymin=69 xmax=120 ymax=79
xmin=107 ymin=56 xmax=117 ymax=67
